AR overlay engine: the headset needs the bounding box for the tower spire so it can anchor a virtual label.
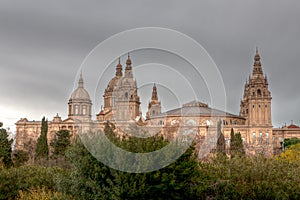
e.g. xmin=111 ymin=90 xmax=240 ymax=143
xmin=254 ymin=47 xmax=261 ymax=67
xmin=78 ymin=71 xmax=84 ymax=88
xmin=126 ymin=53 xmax=132 ymax=67
xmin=125 ymin=52 xmax=133 ymax=78
xmin=252 ymin=47 xmax=263 ymax=76
xmin=116 ymin=57 xmax=123 ymax=77
xmin=151 ymin=83 xmax=158 ymax=102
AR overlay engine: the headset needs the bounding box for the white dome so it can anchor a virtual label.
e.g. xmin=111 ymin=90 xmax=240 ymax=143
xmin=70 ymin=73 xmax=91 ymax=101
xmin=70 ymin=87 xmax=90 ymax=100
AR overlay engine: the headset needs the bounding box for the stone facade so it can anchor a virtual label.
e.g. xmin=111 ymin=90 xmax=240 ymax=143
xmin=14 ymin=50 xmax=300 ymax=157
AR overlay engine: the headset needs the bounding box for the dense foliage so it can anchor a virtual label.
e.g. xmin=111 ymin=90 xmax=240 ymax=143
xmin=0 ymin=123 xmax=13 ymax=167
xmin=1 ymin=121 xmax=300 ymax=199
xmin=50 ymin=129 xmax=71 ymax=157
xmin=284 ymin=137 xmax=300 ymax=149
xmin=216 ymin=120 xmax=226 ymax=155
xmin=35 ymin=117 xmax=49 ymax=159
xmin=230 ymin=128 xmax=245 ymax=157
xmin=12 ymin=150 xmax=29 ymax=167
xmin=278 ymin=143 xmax=300 ymax=162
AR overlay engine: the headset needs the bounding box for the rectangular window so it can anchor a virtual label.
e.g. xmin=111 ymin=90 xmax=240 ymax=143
xmin=75 ymin=105 xmax=79 ymax=115
xmin=252 ymin=132 xmax=256 ymax=144
xmin=83 ymin=106 xmax=86 ymax=115
xmin=259 ymin=132 xmax=263 ymax=144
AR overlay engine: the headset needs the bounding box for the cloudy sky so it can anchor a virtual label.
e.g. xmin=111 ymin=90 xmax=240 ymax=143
xmin=0 ymin=0 xmax=300 ymax=131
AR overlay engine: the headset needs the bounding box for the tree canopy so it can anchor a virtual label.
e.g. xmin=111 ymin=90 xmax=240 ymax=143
xmin=50 ymin=129 xmax=71 ymax=157
xmin=230 ymin=128 xmax=245 ymax=157
xmin=0 ymin=122 xmax=13 ymax=167
xmin=35 ymin=117 xmax=49 ymax=159
xmin=216 ymin=120 xmax=226 ymax=155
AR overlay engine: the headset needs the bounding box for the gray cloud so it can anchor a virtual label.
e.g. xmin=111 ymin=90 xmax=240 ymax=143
xmin=0 ymin=0 xmax=300 ymax=129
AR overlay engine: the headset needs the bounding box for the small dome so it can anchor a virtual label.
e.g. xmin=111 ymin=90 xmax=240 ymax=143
xmin=70 ymin=72 xmax=91 ymax=100
xmin=126 ymin=53 xmax=132 ymax=65
xmin=70 ymin=87 xmax=90 ymax=100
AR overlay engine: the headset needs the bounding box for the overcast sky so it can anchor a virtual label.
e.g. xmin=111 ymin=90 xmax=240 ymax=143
xmin=0 ymin=0 xmax=300 ymax=131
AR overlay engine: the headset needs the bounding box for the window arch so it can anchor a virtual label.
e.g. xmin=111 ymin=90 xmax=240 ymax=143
xmin=257 ymin=89 xmax=261 ymax=96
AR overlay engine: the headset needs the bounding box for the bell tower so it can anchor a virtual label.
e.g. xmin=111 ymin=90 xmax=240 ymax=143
xmin=240 ymin=48 xmax=272 ymax=126
xmin=240 ymin=48 xmax=272 ymax=152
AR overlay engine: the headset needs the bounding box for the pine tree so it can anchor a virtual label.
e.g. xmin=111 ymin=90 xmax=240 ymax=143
xmin=216 ymin=120 xmax=226 ymax=155
xmin=0 ymin=122 xmax=13 ymax=167
xmin=230 ymin=128 xmax=245 ymax=157
xmin=35 ymin=117 xmax=49 ymax=159
xmin=50 ymin=130 xmax=71 ymax=157
xmin=234 ymin=132 xmax=245 ymax=155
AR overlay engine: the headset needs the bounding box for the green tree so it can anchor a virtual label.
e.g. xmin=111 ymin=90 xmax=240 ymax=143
xmin=50 ymin=130 xmax=71 ymax=157
xmin=62 ymin=127 xmax=202 ymax=199
xmin=284 ymin=137 xmax=300 ymax=149
xmin=0 ymin=122 xmax=13 ymax=167
xmin=35 ymin=117 xmax=49 ymax=160
xmin=12 ymin=150 xmax=29 ymax=167
xmin=230 ymin=128 xmax=245 ymax=157
xmin=216 ymin=120 xmax=226 ymax=155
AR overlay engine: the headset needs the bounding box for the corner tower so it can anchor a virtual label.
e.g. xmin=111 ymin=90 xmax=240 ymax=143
xmin=240 ymin=48 xmax=272 ymax=151
xmin=146 ymin=83 xmax=162 ymax=119
xmin=68 ymin=72 xmax=92 ymax=121
xmin=240 ymin=48 xmax=272 ymax=126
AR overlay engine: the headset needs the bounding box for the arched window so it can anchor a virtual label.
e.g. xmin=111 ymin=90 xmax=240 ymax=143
xmin=152 ymin=110 xmax=155 ymax=115
xmin=125 ymin=92 xmax=128 ymax=98
xmin=257 ymin=89 xmax=261 ymax=96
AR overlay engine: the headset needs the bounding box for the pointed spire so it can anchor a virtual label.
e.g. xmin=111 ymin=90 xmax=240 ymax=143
xmin=78 ymin=71 xmax=84 ymax=88
xmin=252 ymin=47 xmax=263 ymax=76
xmin=116 ymin=57 xmax=123 ymax=77
xmin=125 ymin=52 xmax=133 ymax=78
xmin=126 ymin=53 xmax=132 ymax=66
xmin=254 ymin=47 xmax=261 ymax=67
xmin=151 ymin=83 xmax=158 ymax=102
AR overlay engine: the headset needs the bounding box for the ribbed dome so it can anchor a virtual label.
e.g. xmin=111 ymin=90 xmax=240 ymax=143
xmin=70 ymin=72 xmax=91 ymax=100
xmin=105 ymin=76 xmax=121 ymax=93
xmin=70 ymin=87 xmax=90 ymax=100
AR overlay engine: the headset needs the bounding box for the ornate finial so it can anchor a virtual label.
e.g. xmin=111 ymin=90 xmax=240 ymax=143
xmin=116 ymin=57 xmax=123 ymax=76
xmin=291 ymin=120 xmax=294 ymax=125
xmin=101 ymin=105 xmax=103 ymax=110
xmin=254 ymin=47 xmax=261 ymax=66
xmin=126 ymin=52 xmax=132 ymax=66
xmin=151 ymin=83 xmax=158 ymax=101
xmin=78 ymin=71 xmax=84 ymax=88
